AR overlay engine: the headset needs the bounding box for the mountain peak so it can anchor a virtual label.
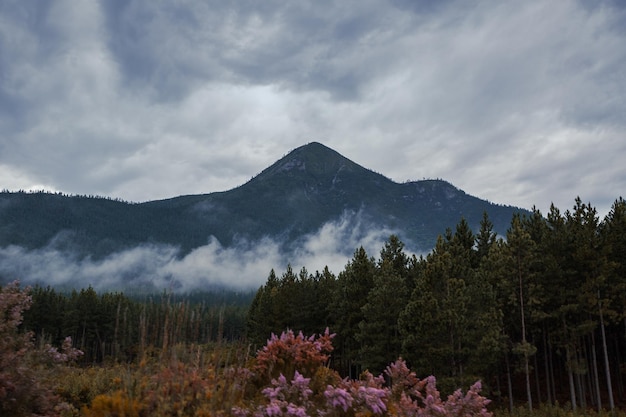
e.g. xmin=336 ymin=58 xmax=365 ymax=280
xmin=295 ymin=141 xmax=333 ymax=152
xmin=282 ymin=141 xmax=348 ymax=167
xmin=254 ymin=141 xmax=380 ymax=185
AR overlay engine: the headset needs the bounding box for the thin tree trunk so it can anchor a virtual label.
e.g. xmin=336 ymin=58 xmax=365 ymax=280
xmin=496 ymin=371 xmax=502 ymax=405
xmin=615 ymin=338 xmax=625 ymax=399
xmin=576 ymin=363 xmax=585 ymax=409
xmin=81 ymin=321 xmax=87 ymax=354
xmin=567 ymin=343 xmax=577 ymax=411
xmin=543 ymin=330 xmax=553 ymax=405
xmin=534 ymin=349 xmax=542 ymax=404
xmin=581 ymin=335 xmax=593 ymax=408
xmin=114 ymin=301 xmax=121 ymax=360
xmin=590 ymin=331 xmax=601 ymax=411
xmin=505 ymin=351 xmax=514 ymax=412
xmin=124 ymin=306 xmax=129 ymax=358
xmin=518 ymin=255 xmax=532 ymax=411
xmin=524 ymin=354 xmax=533 ymax=411
xmin=139 ymin=305 xmax=147 ymax=361
xmin=549 ymin=339 xmax=557 ymax=404
xmin=574 ymin=342 xmax=586 ymax=409
xmin=161 ymin=308 xmax=169 ymax=361
xmin=599 ymin=296 xmax=615 ymax=411
xmin=217 ymin=305 xmax=225 ymax=345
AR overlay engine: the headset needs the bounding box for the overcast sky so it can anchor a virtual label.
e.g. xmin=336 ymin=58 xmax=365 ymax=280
xmin=1 ymin=0 xmax=625 ymax=219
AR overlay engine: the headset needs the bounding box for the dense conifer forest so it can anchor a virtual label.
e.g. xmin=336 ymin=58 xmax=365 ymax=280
xmin=247 ymin=197 xmax=626 ymax=410
xmin=2 ymin=196 xmax=625 ymax=416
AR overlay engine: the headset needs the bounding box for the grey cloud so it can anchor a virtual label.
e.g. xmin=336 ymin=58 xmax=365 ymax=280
xmin=328 ymin=0 xmax=626 ymax=215
xmin=0 ymin=0 xmax=624 ymax=218
xmin=96 ymin=0 xmax=420 ymax=101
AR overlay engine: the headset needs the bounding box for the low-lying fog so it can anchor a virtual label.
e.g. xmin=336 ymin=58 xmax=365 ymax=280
xmin=0 ymin=211 xmax=407 ymax=293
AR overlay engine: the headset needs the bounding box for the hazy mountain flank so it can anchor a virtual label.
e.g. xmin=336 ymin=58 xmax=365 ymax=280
xmin=0 ymin=142 xmax=528 ymax=259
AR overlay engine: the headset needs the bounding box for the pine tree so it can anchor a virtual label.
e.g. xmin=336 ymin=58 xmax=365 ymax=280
xmin=464 ymin=252 xmax=504 ymax=384
xmin=378 ymin=235 xmax=410 ymax=284
xmin=357 ymin=260 xmax=407 ymax=374
xmin=505 ymin=214 xmax=537 ymax=411
xmin=399 ymin=240 xmax=447 ymax=377
xmin=599 ymin=197 xmax=626 ymax=327
xmin=568 ymin=198 xmax=615 ymax=411
xmin=399 ymin=235 xmax=470 ymax=391
xmin=476 ymin=211 xmax=497 ymax=266
xmin=246 ymin=269 xmax=281 ymax=346
xmin=278 ymin=264 xmax=298 ymax=329
xmin=312 ymin=266 xmax=338 ymax=331
xmin=331 ymin=247 xmax=376 ymax=378
xmin=542 ymin=204 xmax=582 ymax=410
xmin=475 ymin=239 xmax=513 ymax=408
xmin=598 ymin=197 xmax=626 ymax=412
xmin=521 ymin=207 xmax=557 ymax=406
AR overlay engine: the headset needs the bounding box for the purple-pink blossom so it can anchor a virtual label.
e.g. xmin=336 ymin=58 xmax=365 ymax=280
xmin=324 ymin=385 xmax=353 ymax=411
xmin=286 ymin=403 xmax=308 ymax=417
xmin=291 ymin=371 xmax=312 ymax=399
xmin=357 ymin=386 xmax=387 ymax=414
xmin=265 ymin=402 xmax=284 ymax=417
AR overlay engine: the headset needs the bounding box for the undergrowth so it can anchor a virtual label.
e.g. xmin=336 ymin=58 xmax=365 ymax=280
xmin=3 ymin=281 xmax=623 ymax=417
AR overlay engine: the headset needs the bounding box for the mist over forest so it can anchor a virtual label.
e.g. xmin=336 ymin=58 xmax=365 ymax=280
xmin=0 ymin=143 xmax=529 ymax=292
xmin=0 ymin=210 xmax=398 ymax=292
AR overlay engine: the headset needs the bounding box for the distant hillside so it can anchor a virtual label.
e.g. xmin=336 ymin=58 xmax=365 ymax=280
xmin=0 ymin=142 xmax=529 ymax=259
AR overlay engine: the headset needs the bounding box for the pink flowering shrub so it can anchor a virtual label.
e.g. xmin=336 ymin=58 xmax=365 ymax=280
xmin=323 ymin=371 xmax=388 ymax=416
xmin=385 ymin=358 xmax=492 ymax=417
xmin=254 ymin=328 xmax=335 ymax=381
xmin=0 ymin=281 xmax=83 ymax=417
xmin=236 ymin=330 xmax=492 ymax=417
xmin=249 ymin=371 xmax=314 ymax=417
xmin=44 ymin=336 xmax=84 ymax=364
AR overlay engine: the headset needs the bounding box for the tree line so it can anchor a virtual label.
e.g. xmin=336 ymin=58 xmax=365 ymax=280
xmin=246 ymin=197 xmax=626 ymax=411
xmin=21 ymin=286 xmax=252 ymax=363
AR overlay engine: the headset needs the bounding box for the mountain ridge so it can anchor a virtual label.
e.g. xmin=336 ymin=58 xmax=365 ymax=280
xmin=0 ymin=142 xmax=529 ymax=260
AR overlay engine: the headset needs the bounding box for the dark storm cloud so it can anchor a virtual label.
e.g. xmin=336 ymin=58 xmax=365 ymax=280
xmin=96 ymin=0 xmax=410 ymax=101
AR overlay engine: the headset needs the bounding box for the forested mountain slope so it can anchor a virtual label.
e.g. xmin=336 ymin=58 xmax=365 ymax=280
xmin=0 ymin=142 xmax=528 ymax=258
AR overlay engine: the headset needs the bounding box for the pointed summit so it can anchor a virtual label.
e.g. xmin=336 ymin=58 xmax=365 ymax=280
xmin=249 ymin=142 xmax=387 ymax=193
xmin=255 ymin=142 xmax=365 ymax=178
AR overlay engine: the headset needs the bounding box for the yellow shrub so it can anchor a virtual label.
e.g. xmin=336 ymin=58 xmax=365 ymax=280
xmin=81 ymin=391 xmax=140 ymax=417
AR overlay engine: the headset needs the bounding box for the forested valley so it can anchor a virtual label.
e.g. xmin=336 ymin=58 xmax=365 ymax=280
xmin=2 ymin=196 xmax=625 ymax=416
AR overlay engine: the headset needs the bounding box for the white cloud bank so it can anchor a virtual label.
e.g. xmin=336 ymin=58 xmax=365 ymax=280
xmin=0 ymin=211 xmax=400 ymax=292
